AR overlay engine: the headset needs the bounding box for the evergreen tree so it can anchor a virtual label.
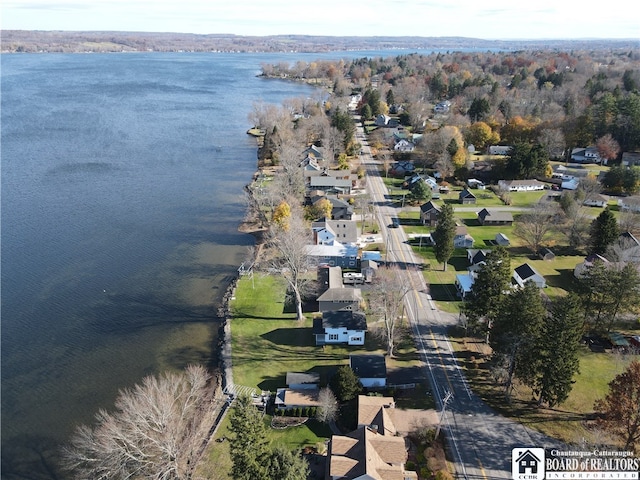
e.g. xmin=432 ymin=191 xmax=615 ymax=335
xmin=463 ymin=246 xmax=511 ymax=335
xmin=534 ymin=295 xmax=583 ymax=407
xmin=329 ymin=365 xmax=362 ymax=402
xmin=490 ymin=282 xmax=546 ymax=400
xmin=468 ymin=97 xmax=490 ymax=121
xmin=589 ymin=207 xmax=619 ymax=254
xmin=263 ymin=447 xmax=310 ymax=480
xmin=386 ymin=89 xmax=395 ymax=107
xmin=228 ymin=395 xmax=270 ymax=480
xmin=432 ymin=204 xmax=456 ymax=271
xmin=331 ymin=108 xmax=355 ymax=150
xmin=409 ymin=179 xmax=432 ymax=203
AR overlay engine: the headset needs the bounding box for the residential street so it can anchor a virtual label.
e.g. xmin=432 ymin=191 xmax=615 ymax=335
xmin=355 ymin=124 xmax=566 ymax=479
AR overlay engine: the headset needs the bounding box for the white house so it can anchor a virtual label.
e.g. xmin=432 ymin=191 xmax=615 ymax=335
xmin=619 ymin=196 xmax=640 ymax=213
xmin=498 ymin=179 xmax=546 ymax=191
xmin=313 ymin=311 xmax=367 ymax=346
xmin=488 ymin=145 xmax=513 ymax=156
xmin=513 ymin=263 xmax=546 ymax=288
xmin=570 ymin=146 xmax=601 ymax=164
xmin=583 ymin=194 xmax=607 ymax=207
xmin=394 ymin=139 xmax=415 ymax=152
xmin=454 ymin=226 xmax=474 ymax=248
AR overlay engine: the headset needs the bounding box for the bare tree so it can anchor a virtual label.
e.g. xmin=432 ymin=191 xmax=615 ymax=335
xmin=368 ymin=266 xmax=411 ymax=357
xmin=316 ymin=387 xmax=338 ymax=424
xmin=513 ymin=203 xmax=558 ymax=254
xmin=62 ymin=365 xmax=221 ymax=480
xmin=268 ymin=211 xmax=312 ymax=321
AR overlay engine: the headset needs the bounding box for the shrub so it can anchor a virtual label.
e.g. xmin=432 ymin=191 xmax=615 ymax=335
xmin=436 ymin=470 xmax=455 ymax=480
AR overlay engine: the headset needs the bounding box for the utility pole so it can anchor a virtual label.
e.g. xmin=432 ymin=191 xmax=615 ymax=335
xmin=435 ymin=390 xmax=453 ymax=439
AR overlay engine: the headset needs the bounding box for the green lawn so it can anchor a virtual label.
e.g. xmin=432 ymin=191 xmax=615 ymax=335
xmin=449 ymin=331 xmax=636 ymax=446
xmin=230 ymin=274 xmax=425 ymax=393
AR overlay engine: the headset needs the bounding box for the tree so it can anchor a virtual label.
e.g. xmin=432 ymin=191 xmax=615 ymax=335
xmin=409 ymin=179 xmax=432 ymax=203
xmin=463 ymin=246 xmax=511 ymax=336
xmin=513 ymin=203 xmax=558 ymax=254
xmin=505 ymin=142 xmax=549 ymax=179
xmin=368 ymin=266 xmax=411 ymax=357
xmin=468 ymin=97 xmax=490 ymax=122
xmin=62 ymin=365 xmax=220 ymax=480
xmin=262 ymin=447 xmax=310 ymax=480
xmin=331 ymin=108 xmax=355 ymax=151
xmin=230 ymin=396 xmax=309 ymax=480
xmin=432 ymin=204 xmax=456 ymax=271
xmin=534 ymin=295 xmax=583 ymax=407
xmin=589 ymin=207 xmax=619 ymax=254
xmin=329 ymin=365 xmax=362 ymax=402
xmin=604 ymin=166 xmax=640 ymax=195
xmin=229 ymin=395 xmax=270 ymax=480
xmin=316 ymin=387 xmax=338 ymax=424
xmin=596 ymin=133 xmax=621 ymax=164
xmin=269 ymin=212 xmax=312 ymax=321
xmin=594 ymin=361 xmax=640 ymax=452
xmin=466 ymin=121 xmax=499 ymax=151
xmin=490 ymin=282 xmax=546 ymax=400
xmin=272 ymin=200 xmax=291 ymax=230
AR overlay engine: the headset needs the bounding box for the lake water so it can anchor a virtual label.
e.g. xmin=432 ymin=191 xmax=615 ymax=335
xmin=0 ymin=51 xmax=329 ymax=477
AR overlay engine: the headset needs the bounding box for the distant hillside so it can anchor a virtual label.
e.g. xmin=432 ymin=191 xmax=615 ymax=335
xmin=2 ymin=30 xmax=636 ymax=53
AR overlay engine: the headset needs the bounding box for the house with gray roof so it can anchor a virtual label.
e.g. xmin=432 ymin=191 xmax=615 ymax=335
xmin=317 ymin=286 xmax=363 ymax=313
xmin=477 ymin=208 xmax=513 ymax=226
xmin=350 ymin=354 xmax=386 ymax=388
xmin=313 ymin=311 xmax=367 ymax=345
xmin=419 ymin=200 xmax=441 ymax=226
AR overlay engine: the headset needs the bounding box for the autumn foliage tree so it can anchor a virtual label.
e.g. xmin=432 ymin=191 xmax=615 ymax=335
xmin=594 ymin=361 xmax=640 ymax=453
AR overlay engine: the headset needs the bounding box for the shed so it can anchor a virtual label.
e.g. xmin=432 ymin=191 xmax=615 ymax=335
xmin=495 ymin=233 xmax=510 ymax=246
xmin=539 ymin=248 xmax=555 ymax=261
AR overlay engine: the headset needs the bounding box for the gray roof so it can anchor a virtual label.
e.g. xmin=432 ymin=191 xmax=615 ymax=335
xmin=317 ymin=288 xmax=363 ymax=303
xmin=350 ymin=355 xmax=386 ymax=379
xmin=321 ymin=311 xmax=367 ymax=330
xmin=478 ymin=208 xmax=514 ymax=223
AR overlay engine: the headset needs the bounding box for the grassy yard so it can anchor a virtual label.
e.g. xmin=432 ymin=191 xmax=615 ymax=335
xmin=449 ymin=330 xmax=636 ymax=446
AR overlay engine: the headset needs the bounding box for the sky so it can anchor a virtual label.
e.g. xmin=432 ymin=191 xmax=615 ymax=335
xmin=1 ymin=0 xmax=639 ymax=40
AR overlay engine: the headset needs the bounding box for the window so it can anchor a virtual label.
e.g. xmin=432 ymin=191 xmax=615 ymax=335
xmin=328 ymin=334 xmax=339 ymax=341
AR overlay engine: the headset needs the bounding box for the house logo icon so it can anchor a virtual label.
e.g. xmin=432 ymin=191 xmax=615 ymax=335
xmin=512 ymin=448 xmax=545 ymax=480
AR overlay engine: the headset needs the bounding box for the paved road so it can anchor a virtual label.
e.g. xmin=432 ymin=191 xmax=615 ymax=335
xmin=356 ymin=124 xmax=565 ymax=479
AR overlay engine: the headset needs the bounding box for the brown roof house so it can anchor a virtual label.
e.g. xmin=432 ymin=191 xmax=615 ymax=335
xmin=325 ymin=395 xmax=420 ymax=480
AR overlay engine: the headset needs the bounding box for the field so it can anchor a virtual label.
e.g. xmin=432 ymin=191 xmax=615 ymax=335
xmin=449 ymin=329 xmax=636 ymax=445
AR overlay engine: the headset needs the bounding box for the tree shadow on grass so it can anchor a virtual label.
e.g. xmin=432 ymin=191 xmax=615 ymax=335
xmin=261 ymin=328 xmax=316 ymax=347
xmin=544 ymin=268 xmax=578 ymax=290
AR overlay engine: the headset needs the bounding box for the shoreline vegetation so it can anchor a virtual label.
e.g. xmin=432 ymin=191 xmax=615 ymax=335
xmin=2 ymin=30 xmax=638 ymax=54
